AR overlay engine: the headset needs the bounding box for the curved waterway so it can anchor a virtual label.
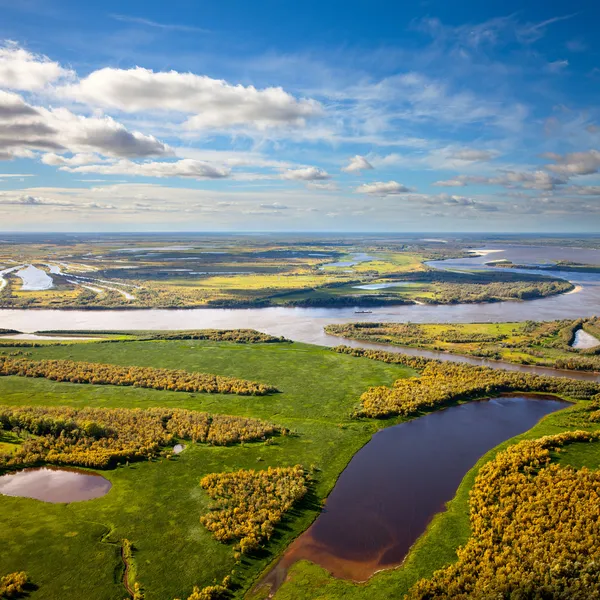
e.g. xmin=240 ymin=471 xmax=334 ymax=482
xmin=0 ymin=467 xmax=112 ymax=503
xmin=1 ymin=245 xmax=600 ymax=381
xmin=255 ymin=395 xmax=569 ymax=595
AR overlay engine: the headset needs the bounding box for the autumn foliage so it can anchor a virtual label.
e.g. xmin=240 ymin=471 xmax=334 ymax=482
xmin=0 ymin=406 xmax=282 ymax=470
xmin=406 ymin=431 xmax=600 ymax=599
xmin=0 ymin=572 xmax=27 ymax=598
xmin=333 ymin=346 xmax=600 ymax=418
xmin=0 ymin=356 xmax=277 ymax=395
xmin=200 ymin=465 xmax=307 ymax=555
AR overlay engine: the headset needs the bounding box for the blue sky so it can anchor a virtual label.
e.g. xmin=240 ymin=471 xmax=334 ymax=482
xmin=0 ymin=0 xmax=599 ymax=232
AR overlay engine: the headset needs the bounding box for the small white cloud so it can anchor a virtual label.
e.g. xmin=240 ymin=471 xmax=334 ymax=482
xmin=282 ymin=166 xmax=330 ymax=181
xmin=62 ymin=158 xmax=230 ymax=180
xmin=433 ymin=177 xmax=468 ymax=187
xmin=356 ymin=181 xmax=411 ymax=196
xmin=342 ymin=155 xmax=374 ymax=173
xmin=259 ymin=202 xmax=289 ymax=210
xmin=306 ymin=182 xmax=339 ymax=191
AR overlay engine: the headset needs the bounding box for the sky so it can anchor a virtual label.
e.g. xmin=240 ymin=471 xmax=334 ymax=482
xmin=0 ymin=0 xmax=599 ymax=233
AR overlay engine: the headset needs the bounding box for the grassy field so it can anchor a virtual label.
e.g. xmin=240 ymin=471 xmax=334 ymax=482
xmin=0 ymin=338 xmax=413 ymax=600
xmin=267 ymin=400 xmax=600 ymax=600
xmin=326 ymin=318 xmax=600 ymax=371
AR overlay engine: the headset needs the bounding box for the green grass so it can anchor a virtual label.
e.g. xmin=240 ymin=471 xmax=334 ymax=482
xmin=0 ymin=340 xmax=413 ymax=600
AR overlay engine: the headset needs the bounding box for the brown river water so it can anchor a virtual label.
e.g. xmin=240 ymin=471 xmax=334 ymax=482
xmin=254 ymin=395 xmax=569 ymax=594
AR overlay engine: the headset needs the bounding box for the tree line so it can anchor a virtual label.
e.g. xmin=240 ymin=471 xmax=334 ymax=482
xmin=0 ymin=406 xmax=282 ymax=470
xmin=200 ymin=465 xmax=307 ymax=556
xmin=0 ymin=356 xmax=278 ymax=396
xmin=406 ymin=430 xmax=600 ymax=598
xmin=332 ymin=346 xmax=600 ymax=418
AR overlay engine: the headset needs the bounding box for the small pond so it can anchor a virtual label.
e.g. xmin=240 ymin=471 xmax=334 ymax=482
xmin=16 ymin=265 xmax=54 ymax=291
xmin=571 ymin=328 xmax=600 ymax=349
xmin=0 ymin=467 xmax=112 ymax=503
xmin=256 ymin=394 xmax=569 ymax=595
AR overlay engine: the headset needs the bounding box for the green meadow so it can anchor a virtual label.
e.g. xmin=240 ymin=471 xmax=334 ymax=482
xmin=0 ymin=339 xmax=412 ymax=600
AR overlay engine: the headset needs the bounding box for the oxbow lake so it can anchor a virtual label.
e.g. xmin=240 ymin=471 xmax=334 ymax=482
xmin=255 ymin=395 xmax=569 ymax=594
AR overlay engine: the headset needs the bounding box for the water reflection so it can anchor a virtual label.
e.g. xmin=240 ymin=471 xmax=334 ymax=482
xmin=0 ymin=467 xmax=112 ymax=503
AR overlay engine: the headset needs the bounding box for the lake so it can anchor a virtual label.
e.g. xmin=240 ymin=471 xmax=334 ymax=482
xmin=254 ymin=395 xmax=569 ymax=595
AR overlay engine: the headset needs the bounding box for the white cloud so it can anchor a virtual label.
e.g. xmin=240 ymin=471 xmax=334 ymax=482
xmin=259 ymin=202 xmax=289 ymax=210
xmin=0 ymin=41 xmax=73 ymax=91
xmin=282 ymin=166 xmax=330 ymax=181
xmin=342 ymin=155 xmax=374 ymax=173
xmin=356 ymin=181 xmax=411 ymax=196
xmin=62 ymin=158 xmax=230 ymax=180
xmin=306 ymin=182 xmax=339 ymax=191
xmin=433 ymin=177 xmax=468 ymax=187
xmin=543 ymin=150 xmax=600 ymax=177
xmin=59 ymin=67 xmax=322 ymax=131
xmin=0 ymin=192 xmax=113 ymax=209
xmin=0 ymin=92 xmax=170 ymax=160
xmin=41 ymin=153 xmax=111 ymax=167
xmin=434 ymin=170 xmax=566 ymax=191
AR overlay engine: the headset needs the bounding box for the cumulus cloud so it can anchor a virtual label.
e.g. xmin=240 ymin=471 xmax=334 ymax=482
xmin=59 ymin=67 xmax=322 ymax=131
xmin=0 ymin=92 xmax=170 ymax=160
xmin=342 ymin=155 xmax=374 ymax=173
xmin=282 ymin=166 xmax=330 ymax=181
xmin=543 ymin=150 xmax=600 ymax=177
xmin=0 ymin=41 xmax=73 ymax=91
xmin=62 ymin=158 xmax=230 ymax=180
xmin=356 ymin=181 xmax=411 ymax=196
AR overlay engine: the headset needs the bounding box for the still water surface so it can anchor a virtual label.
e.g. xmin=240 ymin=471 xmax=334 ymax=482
xmin=256 ymin=395 xmax=569 ymax=594
xmin=0 ymin=467 xmax=112 ymax=503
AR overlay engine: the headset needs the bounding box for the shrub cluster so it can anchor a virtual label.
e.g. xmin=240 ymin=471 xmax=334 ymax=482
xmin=0 ymin=572 xmax=27 ymax=598
xmin=0 ymin=356 xmax=277 ymax=396
xmin=0 ymin=406 xmax=281 ymax=470
xmin=359 ymin=361 xmax=599 ymax=418
xmin=332 ymin=346 xmax=600 ymax=418
xmin=200 ymin=465 xmax=307 ymax=555
xmin=138 ymin=329 xmax=288 ymax=343
xmin=407 ymin=431 xmax=600 ymax=599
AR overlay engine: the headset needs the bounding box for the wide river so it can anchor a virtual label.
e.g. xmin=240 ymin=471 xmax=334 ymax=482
xmin=1 ymin=245 xmax=600 ymax=380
